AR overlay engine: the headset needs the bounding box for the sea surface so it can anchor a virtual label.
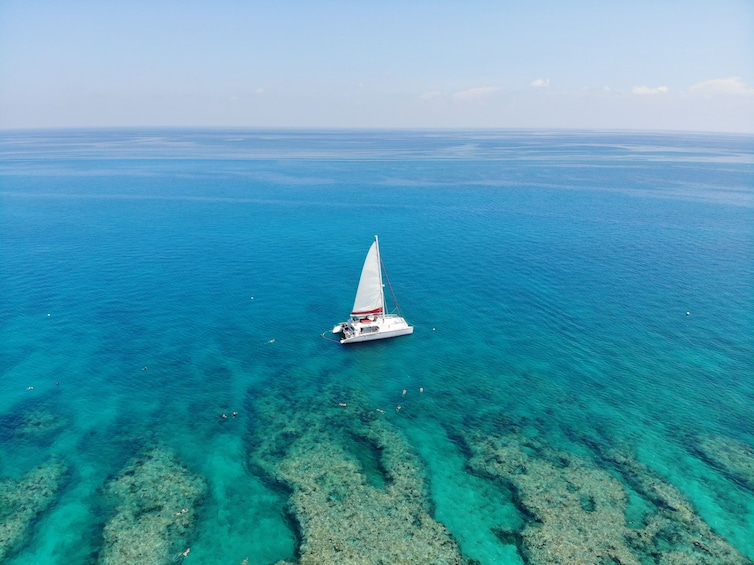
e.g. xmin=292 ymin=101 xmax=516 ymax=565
xmin=1 ymin=129 xmax=752 ymax=565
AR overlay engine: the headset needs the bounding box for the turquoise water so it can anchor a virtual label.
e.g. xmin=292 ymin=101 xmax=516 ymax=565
xmin=1 ymin=129 xmax=752 ymax=564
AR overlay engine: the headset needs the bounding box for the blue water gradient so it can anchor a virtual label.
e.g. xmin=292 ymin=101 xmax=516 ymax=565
xmin=1 ymin=129 xmax=752 ymax=564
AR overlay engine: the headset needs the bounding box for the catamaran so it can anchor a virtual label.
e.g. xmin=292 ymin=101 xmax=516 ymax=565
xmin=332 ymin=235 xmax=413 ymax=344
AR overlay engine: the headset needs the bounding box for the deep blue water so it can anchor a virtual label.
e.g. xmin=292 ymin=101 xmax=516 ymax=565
xmin=1 ymin=129 xmax=753 ymax=564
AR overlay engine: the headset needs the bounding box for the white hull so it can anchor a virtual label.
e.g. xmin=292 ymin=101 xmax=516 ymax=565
xmin=335 ymin=314 xmax=413 ymax=344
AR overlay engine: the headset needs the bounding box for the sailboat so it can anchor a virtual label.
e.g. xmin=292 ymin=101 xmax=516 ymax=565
xmin=332 ymin=235 xmax=413 ymax=344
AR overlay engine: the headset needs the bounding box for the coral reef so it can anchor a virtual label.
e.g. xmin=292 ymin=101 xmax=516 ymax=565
xmin=0 ymin=458 xmax=69 ymax=561
xmin=248 ymin=386 xmax=464 ymax=565
xmin=16 ymin=408 xmax=67 ymax=440
xmin=461 ymin=426 xmax=752 ymax=565
xmin=0 ymin=404 xmax=67 ymax=445
xmin=604 ymin=449 xmax=751 ymax=565
xmin=691 ymin=434 xmax=754 ymax=492
xmin=99 ymin=446 xmax=206 ymax=565
xmin=463 ymin=430 xmax=640 ymax=565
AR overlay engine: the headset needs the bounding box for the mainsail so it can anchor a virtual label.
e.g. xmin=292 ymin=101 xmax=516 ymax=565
xmin=351 ymin=240 xmax=384 ymax=315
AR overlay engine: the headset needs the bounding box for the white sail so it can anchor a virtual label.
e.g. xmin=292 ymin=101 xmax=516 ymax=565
xmin=351 ymin=240 xmax=384 ymax=316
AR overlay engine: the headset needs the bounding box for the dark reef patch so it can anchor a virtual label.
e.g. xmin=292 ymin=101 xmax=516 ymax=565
xmin=246 ymin=383 xmax=465 ymax=565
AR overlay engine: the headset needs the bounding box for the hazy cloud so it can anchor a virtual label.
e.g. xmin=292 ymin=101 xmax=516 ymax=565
xmin=689 ymin=77 xmax=754 ymax=96
xmin=419 ymin=91 xmax=442 ymax=101
xmin=452 ymin=86 xmax=501 ymax=101
xmin=632 ymin=85 xmax=669 ymax=95
xmin=530 ymin=78 xmax=550 ymax=88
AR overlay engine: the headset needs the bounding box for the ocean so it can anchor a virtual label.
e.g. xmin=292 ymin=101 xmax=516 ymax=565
xmin=1 ymin=129 xmax=752 ymax=565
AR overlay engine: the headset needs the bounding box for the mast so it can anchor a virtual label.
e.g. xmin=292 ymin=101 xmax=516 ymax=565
xmin=375 ymin=235 xmax=385 ymax=316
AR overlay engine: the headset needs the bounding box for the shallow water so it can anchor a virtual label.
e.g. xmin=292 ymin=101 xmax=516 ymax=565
xmin=1 ymin=129 xmax=752 ymax=564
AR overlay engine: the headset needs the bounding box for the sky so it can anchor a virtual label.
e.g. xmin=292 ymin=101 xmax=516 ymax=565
xmin=0 ymin=1 xmax=753 ymax=132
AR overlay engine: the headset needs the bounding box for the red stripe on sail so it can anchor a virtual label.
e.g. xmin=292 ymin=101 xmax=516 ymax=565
xmin=351 ymin=307 xmax=383 ymax=315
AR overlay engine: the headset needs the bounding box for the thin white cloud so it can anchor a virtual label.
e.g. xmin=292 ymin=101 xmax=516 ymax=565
xmin=632 ymin=85 xmax=669 ymax=95
xmin=530 ymin=78 xmax=550 ymax=88
xmin=418 ymin=91 xmax=442 ymax=101
xmin=452 ymin=86 xmax=501 ymax=101
xmin=255 ymin=88 xmax=265 ymax=95
xmin=689 ymin=77 xmax=754 ymax=96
